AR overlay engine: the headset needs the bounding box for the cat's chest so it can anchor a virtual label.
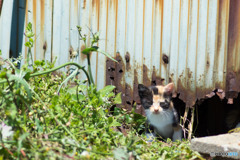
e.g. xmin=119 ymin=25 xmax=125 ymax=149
xmin=148 ymin=113 xmax=173 ymax=127
xmin=146 ymin=111 xmax=174 ymax=138
xmin=146 ymin=110 xmax=174 ymax=132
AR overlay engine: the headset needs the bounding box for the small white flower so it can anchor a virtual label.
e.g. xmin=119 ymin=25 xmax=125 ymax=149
xmin=0 ymin=122 xmax=14 ymax=140
xmin=72 ymin=51 xmax=78 ymax=57
xmin=81 ymin=151 xmax=89 ymax=156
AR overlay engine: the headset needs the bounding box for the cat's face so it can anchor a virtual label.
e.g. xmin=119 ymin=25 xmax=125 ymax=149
xmin=138 ymin=83 xmax=174 ymax=114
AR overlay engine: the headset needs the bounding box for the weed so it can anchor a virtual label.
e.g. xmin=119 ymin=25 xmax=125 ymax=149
xmin=0 ymin=23 xmax=203 ymax=159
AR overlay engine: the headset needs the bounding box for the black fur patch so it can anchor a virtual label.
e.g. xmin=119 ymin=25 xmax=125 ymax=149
xmin=150 ymin=86 xmax=158 ymax=95
xmin=172 ymin=108 xmax=179 ymax=127
xmin=138 ymin=84 xmax=153 ymax=109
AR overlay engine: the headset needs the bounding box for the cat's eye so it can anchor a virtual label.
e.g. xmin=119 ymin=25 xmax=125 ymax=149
xmin=163 ymin=92 xmax=172 ymax=98
xmin=160 ymin=101 xmax=169 ymax=109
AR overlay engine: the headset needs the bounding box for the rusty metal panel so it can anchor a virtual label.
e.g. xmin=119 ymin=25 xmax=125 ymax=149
xmin=124 ymin=0 xmax=136 ymax=109
xmin=186 ymin=0 xmax=198 ymax=105
xmin=142 ymin=0 xmax=154 ymax=87
xmin=43 ymin=0 xmax=53 ymax=62
xmin=115 ymin=0 xmax=127 ymax=107
xmin=177 ymin=0 xmax=189 ymax=104
xmin=90 ymin=0 xmax=98 ymax=83
xmin=161 ymin=0 xmax=172 ymax=84
xmin=151 ymin=0 xmax=163 ymax=86
xmin=96 ymin=0 xmax=107 ymax=90
xmin=0 ymin=0 xmax=14 ymax=59
xmin=2 ymin=0 xmax=240 ymax=107
xmin=226 ymin=0 xmax=240 ymax=98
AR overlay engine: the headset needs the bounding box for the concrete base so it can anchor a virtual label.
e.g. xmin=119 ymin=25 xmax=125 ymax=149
xmin=191 ymin=133 xmax=240 ymax=159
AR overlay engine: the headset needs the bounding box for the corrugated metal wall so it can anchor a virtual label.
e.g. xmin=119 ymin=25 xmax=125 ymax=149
xmin=0 ymin=0 xmax=240 ymax=109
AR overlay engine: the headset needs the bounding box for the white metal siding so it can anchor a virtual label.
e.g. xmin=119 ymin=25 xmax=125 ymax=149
xmin=1 ymin=0 xmax=240 ymax=108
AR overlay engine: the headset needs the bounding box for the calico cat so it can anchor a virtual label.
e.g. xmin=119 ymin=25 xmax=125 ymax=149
xmin=138 ymin=83 xmax=182 ymax=142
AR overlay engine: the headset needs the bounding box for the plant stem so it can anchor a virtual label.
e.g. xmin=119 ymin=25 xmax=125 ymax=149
xmin=87 ymin=54 xmax=94 ymax=84
xmin=0 ymin=62 xmax=91 ymax=85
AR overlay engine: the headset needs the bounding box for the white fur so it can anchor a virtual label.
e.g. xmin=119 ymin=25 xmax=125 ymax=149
xmin=172 ymin=128 xmax=182 ymax=141
xmin=145 ymin=109 xmax=174 ymax=140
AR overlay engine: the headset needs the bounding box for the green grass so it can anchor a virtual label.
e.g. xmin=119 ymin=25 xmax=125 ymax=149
xmin=0 ymin=59 xmax=204 ymax=160
xmin=0 ymin=23 xmax=204 ymax=160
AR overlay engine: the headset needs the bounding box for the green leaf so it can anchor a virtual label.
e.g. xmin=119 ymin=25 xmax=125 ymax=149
xmin=29 ymin=38 xmax=34 ymax=43
xmin=23 ymin=72 xmax=31 ymax=81
xmin=57 ymin=69 xmax=78 ymax=94
xmin=34 ymin=60 xmax=42 ymax=66
xmin=17 ymin=132 xmax=29 ymax=157
xmin=99 ymin=85 xmax=115 ymax=96
xmin=25 ymin=41 xmax=31 ymax=47
xmin=110 ymin=120 xmax=121 ymax=127
xmin=25 ymin=31 xmax=35 ymax=38
xmin=108 ymin=117 xmax=113 ymax=124
xmin=114 ymin=92 xmax=122 ymax=104
xmin=97 ymin=49 xmax=118 ymax=62
xmin=81 ymin=46 xmax=99 ymax=55
xmin=7 ymin=71 xmax=32 ymax=101
xmin=0 ymin=71 xmax=6 ymax=78
xmin=26 ymin=22 xmax=32 ymax=31
xmin=113 ymin=147 xmax=129 ymax=160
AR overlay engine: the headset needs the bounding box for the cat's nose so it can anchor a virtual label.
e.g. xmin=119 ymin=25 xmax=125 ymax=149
xmin=154 ymin=108 xmax=159 ymax=113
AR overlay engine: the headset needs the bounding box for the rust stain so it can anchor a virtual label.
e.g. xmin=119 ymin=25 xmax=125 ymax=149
xmin=41 ymin=0 xmax=45 ymax=60
xmin=125 ymin=52 xmax=131 ymax=71
xmin=226 ymin=71 xmax=240 ymax=99
xmin=125 ymin=83 xmax=133 ymax=111
xmin=151 ymin=66 xmax=162 ymax=86
xmin=92 ymin=0 xmax=96 ymax=8
xmin=74 ymin=0 xmax=78 ymax=15
xmin=0 ymin=0 xmax=3 ymax=16
xmin=133 ymin=69 xmax=145 ymax=115
xmin=43 ymin=41 xmax=47 ymax=50
xmin=177 ymin=78 xmax=195 ymax=107
xmin=104 ymin=55 xmax=239 ymax=111
xmin=226 ymin=0 xmax=240 ymax=97
xmin=115 ymin=52 xmax=125 ymax=106
xmin=69 ymin=46 xmax=73 ymax=58
xmin=105 ymin=53 xmax=127 ymax=108
xmin=133 ymin=69 xmax=140 ymax=104
xmin=92 ymin=0 xmax=100 ymax=16
xmin=125 ymin=52 xmax=130 ymax=63
xmin=83 ymin=0 xmax=86 ymax=9
xmin=143 ymin=64 xmax=151 ymax=87
xmin=215 ymin=0 xmax=225 ymax=71
xmin=106 ymin=58 xmax=116 ymax=86
xmin=93 ymin=0 xmax=100 ymax=28
xmin=41 ymin=0 xmax=45 ymax=23
xmin=206 ymin=53 xmax=210 ymax=69
xmin=162 ymin=53 xmax=169 ymax=64
xmin=105 ymin=54 xmax=134 ymax=111
xmin=80 ymin=45 xmax=87 ymax=61
xmin=33 ymin=0 xmax=36 ymax=26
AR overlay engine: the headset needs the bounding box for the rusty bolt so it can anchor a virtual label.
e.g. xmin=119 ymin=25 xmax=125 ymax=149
xmin=125 ymin=52 xmax=130 ymax=63
xmin=162 ymin=54 xmax=169 ymax=64
xmin=43 ymin=42 xmax=47 ymax=50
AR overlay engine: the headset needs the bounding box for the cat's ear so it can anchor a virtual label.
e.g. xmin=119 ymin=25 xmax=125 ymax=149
xmin=164 ymin=83 xmax=174 ymax=95
xmin=138 ymin=84 xmax=152 ymax=99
